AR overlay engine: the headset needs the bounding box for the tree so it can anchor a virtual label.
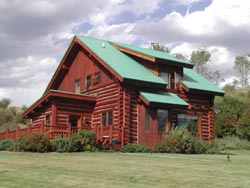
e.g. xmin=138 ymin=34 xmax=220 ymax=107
xmin=0 ymin=98 xmax=11 ymax=109
xmin=191 ymin=48 xmax=224 ymax=86
xmin=233 ymin=54 xmax=250 ymax=88
xmin=190 ymin=48 xmax=211 ymax=76
xmin=205 ymin=70 xmax=224 ymax=86
xmin=172 ymin=53 xmax=188 ymax=61
xmin=150 ymin=43 xmax=170 ymax=53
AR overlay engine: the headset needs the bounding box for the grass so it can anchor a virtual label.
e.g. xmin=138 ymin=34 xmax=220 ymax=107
xmin=0 ymin=150 xmax=250 ymax=188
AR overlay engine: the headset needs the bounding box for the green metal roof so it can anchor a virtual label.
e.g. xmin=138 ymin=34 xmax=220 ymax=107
xmin=112 ymin=42 xmax=193 ymax=67
xmin=183 ymin=68 xmax=225 ymax=95
xmin=76 ymin=36 xmax=167 ymax=86
xmin=140 ymin=91 xmax=189 ymax=106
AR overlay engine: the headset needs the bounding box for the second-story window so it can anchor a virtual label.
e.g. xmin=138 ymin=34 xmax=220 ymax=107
xmin=75 ymin=80 xmax=81 ymax=93
xmin=160 ymin=72 xmax=181 ymax=89
xmin=93 ymin=72 xmax=101 ymax=85
xmin=86 ymin=76 xmax=91 ymax=89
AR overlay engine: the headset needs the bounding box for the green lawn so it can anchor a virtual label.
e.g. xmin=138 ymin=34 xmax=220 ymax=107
xmin=0 ymin=150 xmax=250 ymax=188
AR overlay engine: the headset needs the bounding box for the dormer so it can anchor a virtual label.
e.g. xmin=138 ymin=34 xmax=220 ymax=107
xmin=112 ymin=42 xmax=193 ymax=92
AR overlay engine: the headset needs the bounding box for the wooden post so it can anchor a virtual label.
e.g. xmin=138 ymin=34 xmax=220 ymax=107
xmin=68 ymin=123 xmax=72 ymax=137
xmin=16 ymin=126 xmax=19 ymax=140
xmin=52 ymin=102 xmax=57 ymax=126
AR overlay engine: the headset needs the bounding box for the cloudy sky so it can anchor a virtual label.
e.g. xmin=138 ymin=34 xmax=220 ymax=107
xmin=1 ymin=0 xmax=250 ymax=106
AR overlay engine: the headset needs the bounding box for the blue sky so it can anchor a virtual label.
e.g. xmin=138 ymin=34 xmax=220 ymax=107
xmin=0 ymin=0 xmax=250 ymax=106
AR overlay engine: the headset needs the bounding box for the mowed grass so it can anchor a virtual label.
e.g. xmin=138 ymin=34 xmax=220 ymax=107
xmin=0 ymin=151 xmax=250 ymax=188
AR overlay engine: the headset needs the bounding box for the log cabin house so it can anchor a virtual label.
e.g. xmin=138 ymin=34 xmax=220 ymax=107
xmin=21 ymin=35 xmax=224 ymax=149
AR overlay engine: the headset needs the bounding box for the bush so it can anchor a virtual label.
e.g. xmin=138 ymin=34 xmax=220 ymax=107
xmin=213 ymin=136 xmax=250 ymax=150
xmin=52 ymin=130 xmax=97 ymax=153
xmin=122 ymin=143 xmax=151 ymax=153
xmin=154 ymin=127 xmax=209 ymax=154
xmin=0 ymin=139 xmax=14 ymax=151
xmin=13 ymin=134 xmax=52 ymax=153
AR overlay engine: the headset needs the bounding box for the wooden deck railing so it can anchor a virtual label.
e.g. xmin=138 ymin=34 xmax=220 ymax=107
xmin=0 ymin=123 xmax=93 ymax=141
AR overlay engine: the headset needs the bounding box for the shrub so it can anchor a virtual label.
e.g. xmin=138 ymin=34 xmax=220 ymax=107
xmin=13 ymin=134 xmax=52 ymax=153
xmin=213 ymin=136 xmax=250 ymax=150
xmin=154 ymin=127 xmax=209 ymax=154
xmin=52 ymin=130 xmax=97 ymax=153
xmin=122 ymin=143 xmax=151 ymax=153
xmin=0 ymin=139 xmax=14 ymax=151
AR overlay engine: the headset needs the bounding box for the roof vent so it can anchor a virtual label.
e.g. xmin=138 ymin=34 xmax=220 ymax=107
xmin=102 ymin=42 xmax=105 ymax=48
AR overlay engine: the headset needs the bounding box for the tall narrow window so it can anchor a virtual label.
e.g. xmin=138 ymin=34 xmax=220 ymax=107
xmin=93 ymin=72 xmax=101 ymax=85
xmin=158 ymin=109 xmax=168 ymax=132
xmin=160 ymin=72 xmax=168 ymax=83
xmin=75 ymin=80 xmax=80 ymax=93
xmin=102 ymin=111 xmax=113 ymax=126
xmin=86 ymin=76 xmax=91 ymax=89
xmin=145 ymin=109 xmax=150 ymax=130
xmin=45 ymin=115 xmax=51 ymax=126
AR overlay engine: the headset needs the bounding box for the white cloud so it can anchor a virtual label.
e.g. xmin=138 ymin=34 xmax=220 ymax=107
xmin=0 ymin=56 xmax=58 ymax=106
xmin=84 ymin=23 xmax=136 ymax=44
xmin=172 ymin=0 xmax=206 ymax=6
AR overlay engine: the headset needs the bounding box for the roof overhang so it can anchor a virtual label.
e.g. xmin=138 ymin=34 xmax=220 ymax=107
xmin=139 ymin=91 xmax=189 ymax=108
xmin=23 ymin=90 xmax=96 ymax=118
xmin=181 ymin=83 xmax=225 ymax=97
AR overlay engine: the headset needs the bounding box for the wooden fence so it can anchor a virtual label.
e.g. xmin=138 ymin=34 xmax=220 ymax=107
xmin=0 ymin=122 xmax=92 ymax=141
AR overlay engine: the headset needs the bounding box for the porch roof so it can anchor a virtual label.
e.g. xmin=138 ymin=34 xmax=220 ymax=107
xmin=139 ymin=91 xmax=189 ymax=107
xmin=23 ymin=90 xmax=96 ymax=118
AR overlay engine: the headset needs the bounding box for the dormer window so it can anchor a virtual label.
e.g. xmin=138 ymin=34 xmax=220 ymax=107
xmin=160 ymin=71 xmax=181 ymax=89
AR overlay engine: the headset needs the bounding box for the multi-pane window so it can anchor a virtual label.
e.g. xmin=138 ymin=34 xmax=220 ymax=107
xmin=102 ymin=111 xmax=113 ymax=126
xmin=158 ymin=109 xmax=168 ymax=132
xmin=75 ymin=80 xmax=81 ymax=93
xmin=160 ymin=72 xmax=181 ymax=89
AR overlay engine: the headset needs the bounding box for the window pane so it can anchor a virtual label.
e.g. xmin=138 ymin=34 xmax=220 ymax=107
xmin=94 ymin=73 xmax=101 ymax=85
xmin=160 ymin=72 xmax=168 ymax=83
xmin=102 ymin=113 xmax=107 ymax=126
xmin=145 ymin=109 xmax=150 ymax=130
xmin=177 ymin=114 xmax=198 ymax=135
xmin=170 ymin=72 xmax=175 ymax=89
xmin=158 ymin=109 xmax=168 ymax=132
xmin=108 ymin=111 xmax=113 ymax=126
xmin=75 ymin=80 xmax=80 ymax=93
xmin=86 ymin=76 xmax=91 ymax=89
xmin=45 ymin=115 xmax=50 ymax=126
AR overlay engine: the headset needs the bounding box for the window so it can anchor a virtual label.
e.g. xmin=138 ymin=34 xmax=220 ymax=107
xmin=158 ymin=109 xmax=168 ymax=132
xmin=160 ymin=71 xmax=181 ymax=89
xmin=177 ymin=114 xmax=198 ymax=136
xmin=86 ymin=76 xmax=91 ymax=89
xmin=93 ymin=72 xmax=101 ymax=85
xmin=75 ymin=80 xmax=80 ymax=93
xmin=102 ymin=111 xmax=113 ymax=126
xmin=45 ymin=115 xmax=51 ymax=126
xmin=145 ymin=109 xmax=150 ymax=130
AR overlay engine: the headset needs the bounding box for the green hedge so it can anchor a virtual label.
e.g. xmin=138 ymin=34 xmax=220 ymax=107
xmin=0 ymin=139 xmax=14 ymax=151
xmin=52 ymin=130 xmax=97 ymax=152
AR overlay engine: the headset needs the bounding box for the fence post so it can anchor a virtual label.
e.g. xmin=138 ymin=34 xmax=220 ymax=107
xmin=16 ymin=126 xmax=19 ymax=140
xmin=68 ymin=123 xmax=72 ymax=137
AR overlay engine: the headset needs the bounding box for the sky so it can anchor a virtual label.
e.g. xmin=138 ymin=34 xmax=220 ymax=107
xmin=1 ymin=0 xmax=250 ymax=107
